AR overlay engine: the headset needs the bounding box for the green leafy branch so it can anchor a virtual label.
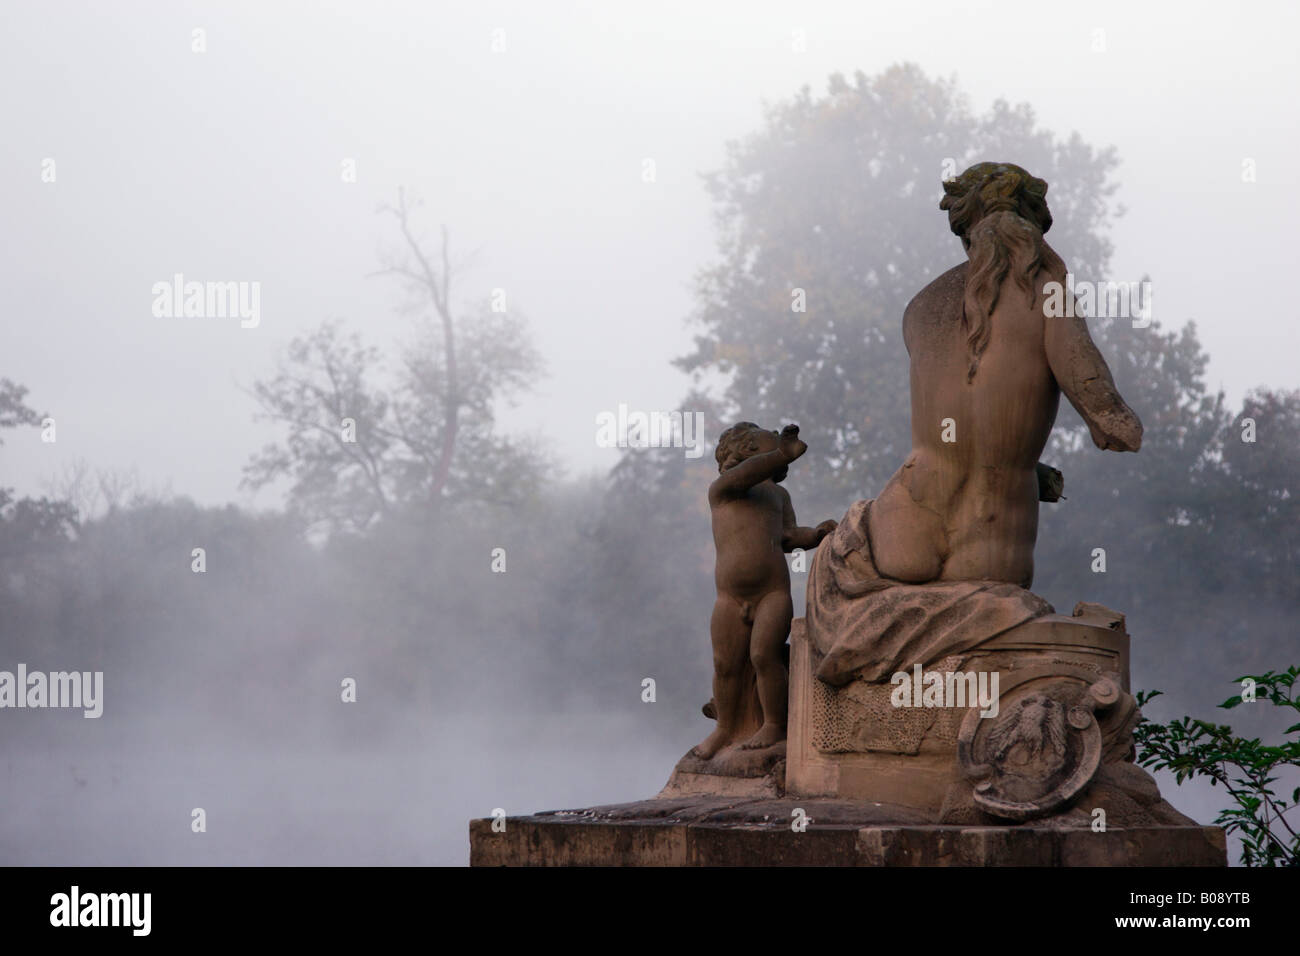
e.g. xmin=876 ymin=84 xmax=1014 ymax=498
xmin=1134 ymin=666 xmax=1300 ymax=867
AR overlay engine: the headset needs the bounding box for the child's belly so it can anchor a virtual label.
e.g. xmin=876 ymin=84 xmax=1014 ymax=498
xmin=714 ymin=547 xmax=790 ymax=599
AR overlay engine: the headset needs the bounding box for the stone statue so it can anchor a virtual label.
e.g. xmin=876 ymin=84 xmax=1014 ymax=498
xmin=790 ymin=163 xmax=1191 ymax=828
xmin=805 ymin=162 xmax=1143 ymax=687
xmin=472 ymin=163 xmax=1226 ymax=865
xmin=692 ymin=422 xmax=837 ymax=760
xmin=867 ymin=161 xmax=1142 ymax=589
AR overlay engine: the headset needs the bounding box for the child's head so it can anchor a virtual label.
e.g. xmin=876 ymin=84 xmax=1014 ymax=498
xmin=716 ymin=422 xmax=786 ymax=481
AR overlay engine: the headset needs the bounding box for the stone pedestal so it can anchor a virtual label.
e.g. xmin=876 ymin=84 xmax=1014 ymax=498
xmin=788 ymin=605 xmax=1159 ymax=822
xmin=469 ymin=796 xmax=1227 ymax=866
xmin=468 ymin=604 xmax=1227 ymax=866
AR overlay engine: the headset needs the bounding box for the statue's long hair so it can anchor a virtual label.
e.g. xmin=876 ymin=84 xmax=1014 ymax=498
xmin=940 ymin=163 xmax=1064 ymax=382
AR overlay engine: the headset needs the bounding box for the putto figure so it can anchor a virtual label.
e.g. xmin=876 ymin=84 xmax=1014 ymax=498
xmin=692 ymin=422 xmax=837 ymax=760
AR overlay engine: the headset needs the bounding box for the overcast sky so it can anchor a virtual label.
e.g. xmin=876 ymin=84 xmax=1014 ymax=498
xmin=2 ymin=0 xmax=1295 ymax=507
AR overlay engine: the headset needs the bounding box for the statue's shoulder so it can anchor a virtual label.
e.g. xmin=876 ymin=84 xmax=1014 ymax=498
xmin=903 ymin=262 xmax=967 ymax=348
xmin=906 ymin=262 xmax=967 ymax=315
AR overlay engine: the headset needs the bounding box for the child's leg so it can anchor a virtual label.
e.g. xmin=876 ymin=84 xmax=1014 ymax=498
xmin=742 ymin=589 xmax=794 ymax=749
xmin=691 ymin=595 xmax=751 ymax=760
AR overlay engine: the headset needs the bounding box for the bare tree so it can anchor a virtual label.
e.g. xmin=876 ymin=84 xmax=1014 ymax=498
xmin=371 ymin=188 xmax=467 ymax=504
xmin=42 ymin=458 xmax=147 ymax=523
xmin=243 ymin=191 xmax=545 ymax=534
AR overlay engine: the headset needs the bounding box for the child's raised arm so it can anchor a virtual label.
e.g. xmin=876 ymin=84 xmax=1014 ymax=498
xmin=708 ymin=448 xmax=792 ymax=502
xmin=709 ymin=424 xmax=807 ymax=503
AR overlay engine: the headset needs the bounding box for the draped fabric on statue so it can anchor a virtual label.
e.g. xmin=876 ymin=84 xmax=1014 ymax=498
xmin=805 ymin=499 xmax=1053 ymax=686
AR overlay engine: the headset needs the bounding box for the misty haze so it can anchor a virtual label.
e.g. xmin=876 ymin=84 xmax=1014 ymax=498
xmin=1 ymin=1 xmax=1297 ymax=868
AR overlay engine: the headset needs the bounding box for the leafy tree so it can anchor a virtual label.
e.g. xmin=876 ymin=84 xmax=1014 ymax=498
xmin=0 ymin=378 xmax=42 ymax=435
xmin=676 ymin=64 xmax=1122 ymax=515
xmin=0 ymin=378 xmax=76 ymax=558
xmin=0 ymin=489 xmax=77 ymax=561
xmin=584 ymin=389 xmax=727 ymax=708
xmin=1135 ymin=669 xmax=1300 ymax=866
xmin=1217 ymin=388 xmax=1300 ymax=600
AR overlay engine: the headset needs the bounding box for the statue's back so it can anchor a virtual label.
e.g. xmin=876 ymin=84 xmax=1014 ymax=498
xmin=870 ymin=260 xmax=1063 ymax=587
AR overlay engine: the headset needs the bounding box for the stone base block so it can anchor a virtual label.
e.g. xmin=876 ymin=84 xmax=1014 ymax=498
xmin=469 ymin=796 xmax=1227 ymax=866
xmin=659 ymin=741 xmax=786 ymax=799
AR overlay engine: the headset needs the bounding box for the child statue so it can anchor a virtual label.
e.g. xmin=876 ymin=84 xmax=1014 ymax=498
xmin=691 ymin=422 xmax=837 ymax=760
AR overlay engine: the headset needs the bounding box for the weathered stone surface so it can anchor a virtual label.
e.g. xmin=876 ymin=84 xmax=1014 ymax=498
xmin=786 ymin=606 xmax=1193 ymax=830
xmin=660 ymin=738 xmax=787 ymax=798
xmin=469 ymin=796 xmax=1226 ymax=866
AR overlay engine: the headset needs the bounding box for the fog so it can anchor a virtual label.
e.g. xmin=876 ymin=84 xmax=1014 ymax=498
xmin=4 ymin=1 xmax=1297 ymax=499
xmin=1 ymin=1 xmax=1297 ymax=866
